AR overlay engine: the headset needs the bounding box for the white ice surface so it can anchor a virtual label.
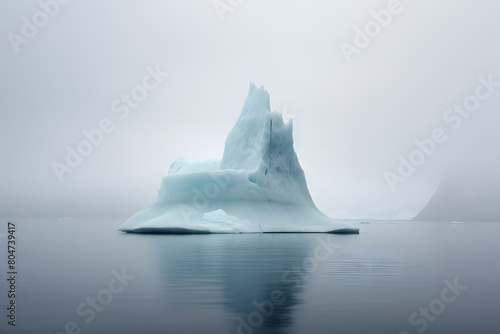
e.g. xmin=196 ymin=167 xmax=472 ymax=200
xmin=119 ymin=83 xmax=359 ymax=234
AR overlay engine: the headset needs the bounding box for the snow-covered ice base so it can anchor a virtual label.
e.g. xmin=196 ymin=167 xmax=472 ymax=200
xmin=119 ymin=83 xmax=359 ymax=234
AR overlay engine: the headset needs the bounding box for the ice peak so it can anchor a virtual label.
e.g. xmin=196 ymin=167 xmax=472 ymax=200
xmin=240 ymin=82 xmax=270 ymax=118
xmin=218 ymin=83 xmax=313 ymax=205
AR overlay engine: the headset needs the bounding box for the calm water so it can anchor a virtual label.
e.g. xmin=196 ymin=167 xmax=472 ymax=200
xmin=1 ymin=219 xmax=499 ymax=334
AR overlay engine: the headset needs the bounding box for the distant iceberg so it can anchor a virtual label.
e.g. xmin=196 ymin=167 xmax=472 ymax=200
xmin=119 ymin=83 xmax=359 ymax=234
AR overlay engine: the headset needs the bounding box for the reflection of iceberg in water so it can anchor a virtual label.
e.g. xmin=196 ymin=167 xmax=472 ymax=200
xmin=120 ymin=83 xmax=359 ymax=234
xmin=147 ymin=234 xmax=338 ymax=333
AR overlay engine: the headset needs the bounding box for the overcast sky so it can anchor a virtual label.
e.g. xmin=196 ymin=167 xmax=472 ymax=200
xmin=1 ymin=0 xmax=499 ymax=220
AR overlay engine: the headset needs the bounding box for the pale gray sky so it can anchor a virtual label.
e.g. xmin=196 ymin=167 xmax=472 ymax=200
xmin=1 ymin=0 xmax=499 ymax=220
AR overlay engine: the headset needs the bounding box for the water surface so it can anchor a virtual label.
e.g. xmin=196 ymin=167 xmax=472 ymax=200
xmin=1 ymin=219 xmax=498 ymax=334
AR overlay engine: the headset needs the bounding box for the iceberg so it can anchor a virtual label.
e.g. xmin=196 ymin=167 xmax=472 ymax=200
xmin=119 ymin=83 xmax=359 ymax=234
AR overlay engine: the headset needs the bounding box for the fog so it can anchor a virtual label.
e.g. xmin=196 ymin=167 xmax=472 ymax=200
xmin=1 ymin=0 xmax=499 ymax=220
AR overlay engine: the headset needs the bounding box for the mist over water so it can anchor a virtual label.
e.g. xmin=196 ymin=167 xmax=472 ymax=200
xmin=1 ymin=1 xmax=499 ymax=221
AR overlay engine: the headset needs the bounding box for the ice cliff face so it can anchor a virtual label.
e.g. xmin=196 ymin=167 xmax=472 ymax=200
xmin=220 ymin=83 xmax=314 ymax=206
xmin=119 ymin=83 xmax=359 ymax=234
